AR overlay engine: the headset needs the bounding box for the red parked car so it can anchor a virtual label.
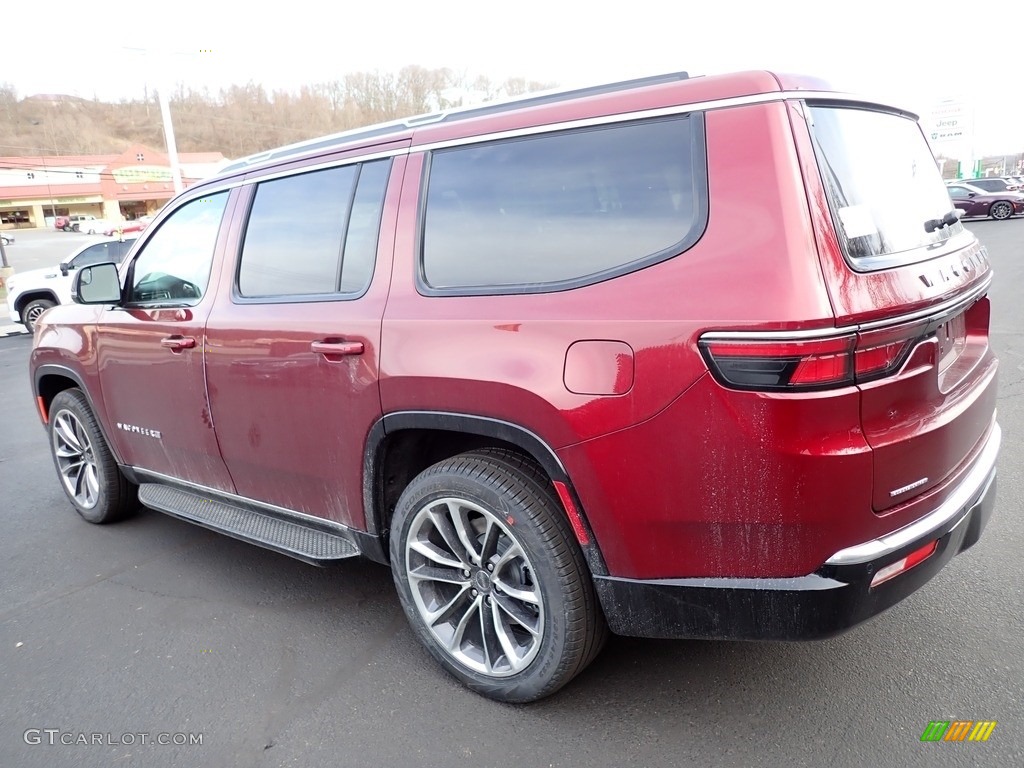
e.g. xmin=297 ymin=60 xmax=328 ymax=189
xmin=101 ymin=215 xmax=153 ymax=237
xmin=946 ymin=182 xmax=1024 ymax=220
xmin=29 ymin=70 xmax=1000 ymax=703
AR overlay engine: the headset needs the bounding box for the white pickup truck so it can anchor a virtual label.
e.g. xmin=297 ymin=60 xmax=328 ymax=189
xmin=6 ymin=237 xmax=138 ymax=332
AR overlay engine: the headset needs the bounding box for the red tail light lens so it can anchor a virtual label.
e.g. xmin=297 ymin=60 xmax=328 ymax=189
xmin=700 ymin=336 xmax=856 ymax=390
xmin=701 ymin=319 xmax=930 ymax=392
xmin=854 ymin=341 xmax=911 ymax=377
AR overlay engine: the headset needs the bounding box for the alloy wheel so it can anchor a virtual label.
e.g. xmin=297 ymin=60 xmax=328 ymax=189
xmin=26 ymin=305 xmax=48 ymax=327
xmin=51 ymin=410 xmax=100 ymax=509
xmin=991 ymin=202 xmax=1012 ymax=220
xmin=405 ymin=496 xmax=545 ymax=677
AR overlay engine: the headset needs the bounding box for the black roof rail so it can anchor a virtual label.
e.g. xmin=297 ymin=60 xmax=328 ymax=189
xmin=219 ymin=70 xmax=691 ymax=175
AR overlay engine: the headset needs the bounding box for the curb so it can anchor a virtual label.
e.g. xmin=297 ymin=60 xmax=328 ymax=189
xmin=0 ymin=324 xmax=27 ymax=337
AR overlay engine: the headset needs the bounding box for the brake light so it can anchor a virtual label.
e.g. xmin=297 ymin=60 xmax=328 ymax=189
xmin=854 ymin=341 xmax=910 ymax=377
xmin=700 ymin=319 xmax=928 ymax=392
xmin=701 ymin=336 xmax=855 ymax=390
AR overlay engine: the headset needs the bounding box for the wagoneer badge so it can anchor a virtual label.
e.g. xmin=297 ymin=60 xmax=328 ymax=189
xmin=890 ymin=477 xmax=929 ymax=498
xmin=116 ymin=422 xmax=162 ymax=439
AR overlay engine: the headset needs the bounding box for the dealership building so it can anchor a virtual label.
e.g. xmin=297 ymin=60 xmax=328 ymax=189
xmin=0 ymin=144 xmax=229 ymax=230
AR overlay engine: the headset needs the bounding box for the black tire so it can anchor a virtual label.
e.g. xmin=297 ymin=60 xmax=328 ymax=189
xmin=22 ymin=298 xmax=56 ymax=333
xmin=389 ymin=448 xmax=607 ymax=703
xmin=62 ymin=225 xmax=71 ymax=231
xmin=47 ymin=389 xmax=137 ymax=524
xmin=990 ymin=201 xmax=1013 ymax=220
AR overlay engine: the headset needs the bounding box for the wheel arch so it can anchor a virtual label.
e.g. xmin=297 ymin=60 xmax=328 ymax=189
xmin=364 ymin=411 xmax=608 ymax=575
xmin=15 ymin=289 xmax=59 ymax=316
xmin=34 ymin=364 xmax=124 ymax=466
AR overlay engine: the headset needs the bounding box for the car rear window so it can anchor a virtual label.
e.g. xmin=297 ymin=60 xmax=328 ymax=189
xmin=420 ymin=116 xmax=706 ymax=293
xmin=808 ymin=105 xmax=962 ymax=268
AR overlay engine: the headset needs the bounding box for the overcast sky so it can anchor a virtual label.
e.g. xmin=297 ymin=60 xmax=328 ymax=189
xmin=5 ymin=0 xmax=1024 ymax=155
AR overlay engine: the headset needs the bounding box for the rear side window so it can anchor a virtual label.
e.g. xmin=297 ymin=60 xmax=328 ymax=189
xmin=808 ymin=105 xmax=961 ymax=268
xmin=421 ymin=116 xmax=706 ymax=293
xmin=237 ymin=159 xmax=391 ymax=299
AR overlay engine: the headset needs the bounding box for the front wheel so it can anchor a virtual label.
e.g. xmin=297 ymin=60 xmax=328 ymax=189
xmin=389 ymin=448 xmax=607 ymax=703
xmin=47 ymin=389 xmax=137 ymax=524
xmin=22 ymin=298 xmax=56 ymax=333
xmin=990 ymin=201 xmax=1013 ymax=220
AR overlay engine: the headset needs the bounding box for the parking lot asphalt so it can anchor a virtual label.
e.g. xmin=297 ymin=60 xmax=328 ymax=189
xmin=0 ymin=222 xmax=1021 ymax=768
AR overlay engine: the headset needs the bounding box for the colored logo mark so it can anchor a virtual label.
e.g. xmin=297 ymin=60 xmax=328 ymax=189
xmin=921 ymin=721 xmax=997 ymax=742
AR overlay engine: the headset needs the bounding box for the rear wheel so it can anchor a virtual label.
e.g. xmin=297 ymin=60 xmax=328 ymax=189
xmin=389 ymin=448 xmax=606 ymax=703
xmin=23 ymin=298 xmax=56 ymax=332
xmin=990 ymin=201 xmax=1013 ymax=220
xmin=47 ymin=389 xmax=137 ymax=524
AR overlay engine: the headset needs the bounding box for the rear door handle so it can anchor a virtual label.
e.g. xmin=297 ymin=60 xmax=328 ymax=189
xmin=311 ymin=340 xmax=364 ymax=357
xmin=161 ymin=335 xmax=196 ymax=351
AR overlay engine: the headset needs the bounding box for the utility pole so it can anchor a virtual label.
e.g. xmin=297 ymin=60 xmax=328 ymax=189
xmin=124 ymin=47 xmax=184 ymax=194
xmin=158 ymin=84 xmax=184 ymax=194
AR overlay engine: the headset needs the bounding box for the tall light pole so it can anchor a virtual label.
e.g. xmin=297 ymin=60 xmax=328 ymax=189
xmin=30 ymin=120 xmax=59 ymax=220
xmin=157 ymin=85 xmax=184 ymax=194
xmin=123 ymin=47 xmax=184 ymax=194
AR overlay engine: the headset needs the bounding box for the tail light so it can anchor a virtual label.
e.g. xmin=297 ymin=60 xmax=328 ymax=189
xmin=700 ymin=318 xmax=931 ymax=392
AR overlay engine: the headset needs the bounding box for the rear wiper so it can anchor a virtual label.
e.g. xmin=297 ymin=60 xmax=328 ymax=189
xmin=924 ymin=209 xmax=962 ymax=233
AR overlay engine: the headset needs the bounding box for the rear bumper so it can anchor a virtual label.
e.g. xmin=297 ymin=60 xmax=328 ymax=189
xmin=595 ymin=423 xmax=1000 ymax=640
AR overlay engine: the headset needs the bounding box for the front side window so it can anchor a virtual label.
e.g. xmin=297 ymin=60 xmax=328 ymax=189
xmin=237 ymin=159 xmax=390 ymax=299
xmin=809 ymin=105 xmax=962 ymax=266
xmin=127 ymin=192 xmax=229 ymax=305
xmin=421 ymin=116 xmax=704 ymax=293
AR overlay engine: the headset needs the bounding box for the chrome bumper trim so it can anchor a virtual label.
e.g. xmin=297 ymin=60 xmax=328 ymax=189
xmin=825 ymin=423 xmax=1001 ymax=565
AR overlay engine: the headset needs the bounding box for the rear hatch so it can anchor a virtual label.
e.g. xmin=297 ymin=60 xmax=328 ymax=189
xmin=798 ymin=102 xmax=998 ymax=513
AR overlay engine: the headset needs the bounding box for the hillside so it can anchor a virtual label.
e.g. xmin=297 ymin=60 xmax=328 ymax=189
xmin=0 ymin=66 xmax=554 ymax=160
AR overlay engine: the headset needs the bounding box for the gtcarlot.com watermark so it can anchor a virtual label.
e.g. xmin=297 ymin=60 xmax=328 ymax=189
xmin=24 ymin=729 xmax=203 ymax=746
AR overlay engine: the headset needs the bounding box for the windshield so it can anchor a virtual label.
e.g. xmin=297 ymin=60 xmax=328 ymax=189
xmin=808 ymin=105 xmax=962 ymax=268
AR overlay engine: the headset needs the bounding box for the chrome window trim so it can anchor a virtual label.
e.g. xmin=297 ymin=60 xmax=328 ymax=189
xmin=411 ymin=91 xmax=898 ymax=155
xmin=824 ymin=422 xmax=1000 ymax=565
xmin=234 ymin=148 xmax=404 ymax=187
xmin=205 ymin=90 xmax=902 ymax=184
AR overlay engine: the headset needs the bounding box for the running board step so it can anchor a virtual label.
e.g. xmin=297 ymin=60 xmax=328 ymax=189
xmin=138 ymin=484 xmax=361 ymax=565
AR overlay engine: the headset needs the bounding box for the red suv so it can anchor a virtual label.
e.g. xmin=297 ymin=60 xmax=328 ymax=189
xmin=29 ymin=70 xmax=1000 ymax=703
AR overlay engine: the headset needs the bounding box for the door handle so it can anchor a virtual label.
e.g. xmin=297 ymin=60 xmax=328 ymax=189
xmin=311 ymin=340 xmax=364 ymax=357
xmin=161 ymin=335 xmax=196 ymax=351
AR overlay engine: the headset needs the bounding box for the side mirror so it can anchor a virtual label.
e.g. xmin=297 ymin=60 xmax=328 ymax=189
xmin=968 ymin=192 xmax=976 ymax=198
xmin=59 ymin=262 xmax=72 ymax=277
xmin=72 ymin=262 xmax=121 ymax=304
